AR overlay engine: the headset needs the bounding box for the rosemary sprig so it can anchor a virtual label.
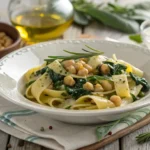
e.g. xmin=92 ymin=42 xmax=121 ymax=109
xmin=136 ymin=133 xmax=150 ymax=144
xmin=44 ymin=45 xmax=104 ymax=63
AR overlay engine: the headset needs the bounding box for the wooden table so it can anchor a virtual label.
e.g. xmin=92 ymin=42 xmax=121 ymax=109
xmin=1 ymin=0 xmax=150 ymax=150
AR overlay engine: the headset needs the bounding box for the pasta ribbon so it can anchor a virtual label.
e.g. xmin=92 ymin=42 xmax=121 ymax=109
xmin=25 ymin=63 xmax=46 ymax=82
xmin=112 ymin=74 xmax=130 ymax=98
xmin=76 ymin=95 xmax=115 ymax=109
xmin=43 ymin=89 xmax=68 ymax=98
xmin=31 ymin=73 xmax=52 ymax=104
xmin=25 ymin=85 xmax=34 ymax=100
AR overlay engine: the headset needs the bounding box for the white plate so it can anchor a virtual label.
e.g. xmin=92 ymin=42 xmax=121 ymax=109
xmin=0 ymin=39 xmax=150 ymax=124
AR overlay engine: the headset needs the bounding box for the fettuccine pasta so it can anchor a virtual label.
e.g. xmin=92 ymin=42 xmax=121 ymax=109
xmin=23 ymin=46 xmax=150 ymax=110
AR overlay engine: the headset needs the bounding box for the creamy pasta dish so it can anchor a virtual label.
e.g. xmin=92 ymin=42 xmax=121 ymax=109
xmin=24 ymin=45 xmax=150 ymax=110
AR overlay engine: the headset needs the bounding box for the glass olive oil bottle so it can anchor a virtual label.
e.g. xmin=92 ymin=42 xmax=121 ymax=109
xmin=8 ymin=0 xmax=73 ymax=43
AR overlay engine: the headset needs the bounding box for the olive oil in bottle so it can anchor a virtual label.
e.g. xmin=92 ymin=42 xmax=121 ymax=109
xmin=11 ymin=11 xmax=73 ymax=43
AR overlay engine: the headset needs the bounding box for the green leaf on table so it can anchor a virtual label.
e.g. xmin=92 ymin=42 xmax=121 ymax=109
xmin=133 ymin=2 xmax=150 ymax=10
xmin=82 ymin=8 xmax=140 ymax=33
xmin=129 ymin=34 xmax=143 ymax=43
xmin=136 ymin=132 xmax=150 ymax=144
xmin=74 ymin=11 xmax=90 ymax=26
xmin=128 ymin=9 xmax=150 ymax=22
xmin=96 ymin=120 xmax=120 ymax=141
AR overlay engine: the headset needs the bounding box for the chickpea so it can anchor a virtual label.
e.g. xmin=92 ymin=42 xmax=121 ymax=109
xmin=66 ymin=65 xmax=76 ymax=74
xmin=64 ymin=75 xmax=75 ymax=86
xmin=110 ymin=95 xmax=122 ymax=107
xmin=83 ymin=82 xmax=94 ymax=91
xmin=101 ymin=80 xmax=113 ymax=91
xmin=78 ymin=68 xmax=88 ymax=76
xmin=79 ymin=60 xmax=86 ymax=65
xmin=94 ymin=84 xmax=104 ymax=92
xmin=62 ymin=60 xmax=75 ymax=69
xmin=100 ymin=64 xmax=110 ymax=75
xmin=4 ymin=39 xmax=13 ymax=47
xmin=0 ymin=32 xmax=5 ymax=38
xmin=80 ymin=58 xmax=88 ymax=63
xmin=74 ymin=62 xmax=83 ymax=71
xmin=83 ymin=64 xmax=93 ymax=72
xmin=0 ymin=39 xmax=4 ymax=44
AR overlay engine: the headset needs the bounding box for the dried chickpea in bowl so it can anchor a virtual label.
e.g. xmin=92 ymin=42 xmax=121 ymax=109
xmin=0 ymin=32 xmax=13 ymax=50
xmin=0 ymin=22 xmax=21 ymax=58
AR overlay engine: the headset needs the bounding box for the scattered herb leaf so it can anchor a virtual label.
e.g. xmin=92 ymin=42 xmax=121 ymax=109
xmin=40 ymin=127 xmax=45 ymax=131
xmin=45 ymin=45 xmax=103 ymax=63
xmin=136 ymin=132 xmax=150 ymax=144
xmin=129 ymin=34 xmax=143 ymax=43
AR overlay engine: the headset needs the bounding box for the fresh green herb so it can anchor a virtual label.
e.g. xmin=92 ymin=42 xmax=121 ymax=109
xmin=71 ymin=0 xmax=141 ymax=33
xmin=25 ymin=80 xmax=35 ymax=88
xmin=36 ymin=67 xmax=48 ymax=76
xmin=104 ymin=62 xmax=127 ymax=75
xmin=130 ymin=93 xmax=138 ymax=101
xmin=74 ymin=10 xmax=90 ymax=26
xmin=136 ymin=132 xmax=150 ymax=144
xmin=65 ymin=78 xmax=91 ymax=99
xmin=134 ymin=2 xmax=150 ymax=10
xmin=47 ymin=68 xmax=64 ymax=83
xmin=71 ymin=0 xmax=150 ymax=33
xmin=96 ymin=120 xmax=120 ymax=141
xmin=40 ymin=127 xmax=45 ymax=132
xmin=44 ymin=45 xmax=103 ymax=63
xmin=130 ymin=72 xmax=150 ymax=92
xmin=129 ymin=34 xmax=143 ymax=43
xmin=85 ymin=8 xmax=139 ymax=33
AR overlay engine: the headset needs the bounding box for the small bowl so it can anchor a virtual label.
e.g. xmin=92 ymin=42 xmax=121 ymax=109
xmin=140 ymin=20 xmax=150 ymax=48
xmin=0 ymin=22 xmax=21 ymax=58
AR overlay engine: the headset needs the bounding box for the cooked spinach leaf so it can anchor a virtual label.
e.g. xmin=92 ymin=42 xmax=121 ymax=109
xmin=26 ymin=80 xmax=35 ymax=88
xmin=36 ymin=67 xmax=48 ymax=76
xmin=54 ymin=80 xmax=64 ymax=90
xmin=130 ymin=72 xmax=150 ymax=92
xmin=130 ymin=93 xmax=139 ymax=101
xmin=65 ymin=78 xmax=91 ymax=99
xmin=104 ymin=62 xmax=127 ymax=75
xmin=87 ymin=75 xmax=111 ymax=83
xmin=47 ymin=68 xmax=64 ymax=83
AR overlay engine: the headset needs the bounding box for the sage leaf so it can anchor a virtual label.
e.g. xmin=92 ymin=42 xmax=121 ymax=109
xmin=83 ymin=8 xmax=140 ymax=33
xmin=134 ymin=1 xmax=150 ymax=10
xmin=96 ymin=120 xmax=120 ymax=141
xmin=129 ymin=34 xmax=143 ymax=43
xmin=74 ymin=11 xmax=90 ymax=26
